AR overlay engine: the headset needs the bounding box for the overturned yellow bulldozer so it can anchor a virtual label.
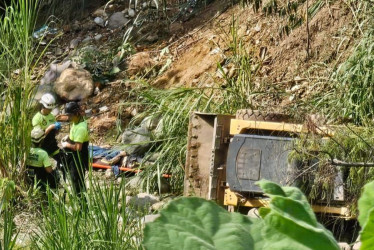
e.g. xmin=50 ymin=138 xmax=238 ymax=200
xmin=184 ymin=110 xmax=353 ymax=218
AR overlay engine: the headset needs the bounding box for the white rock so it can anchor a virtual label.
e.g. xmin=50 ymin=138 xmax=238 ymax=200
xmin=254 ymin=24 xmax=261 ymax=32
xmin=94 ymin=34 xmax=103 ymax=40
xmin=210 ymin=47 xmax=221 ymax=55
xmin=128 ymin=8 xmax=135 ymax=17
xmin=142 ymin=214 xmax=160 ymax=224
xmin=69 ymin=37 xmax=82 ymax=49
xmin=294 ymin=76 xmax=302 ymax=82
xmin=82 ymin=36 xmax=92 ymax=44
xmin=107 ymin=12 xmax=129 ymax=30
xmin=291 ymin=85 xmax=301 ymax=92
xmin=127 ymin=193 xmax=160 ymax=211
xmin=105 ymin=168 xmax=114 ymax=179
xmin=94 ymin=17 xmax=105 ymax=27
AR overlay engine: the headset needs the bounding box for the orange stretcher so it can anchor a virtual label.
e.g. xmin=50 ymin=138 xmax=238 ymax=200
xmin=91 ymin=162 xmax=171 ymax=178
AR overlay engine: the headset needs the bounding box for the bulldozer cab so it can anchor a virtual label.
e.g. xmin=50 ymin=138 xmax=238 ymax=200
xmin=184 ymin=111 xmax=351 ymax=218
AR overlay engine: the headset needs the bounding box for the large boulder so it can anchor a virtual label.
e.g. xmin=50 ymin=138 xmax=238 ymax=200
xmin=121 ymin=127 xmax=152 ymax=155
xmin=54 ymin=68 xmax=94 ymax=101
xmin=107 ymin=12 xmax=129 ymax=30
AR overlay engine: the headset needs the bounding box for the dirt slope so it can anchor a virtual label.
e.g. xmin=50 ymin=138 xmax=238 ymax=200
xmin=152 ymin=0 xmax=354 ymax=101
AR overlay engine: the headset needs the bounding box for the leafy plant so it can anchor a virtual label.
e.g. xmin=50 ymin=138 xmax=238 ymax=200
xmin=358 ymin=180 xmax=374 ymax=249
xmin=143 ymin=197 xmax=264 ymax=249
xmin=143 ymin=180 xmax=340 ymax=249
xmin=290 ymin=126 xmax=374 ymax=210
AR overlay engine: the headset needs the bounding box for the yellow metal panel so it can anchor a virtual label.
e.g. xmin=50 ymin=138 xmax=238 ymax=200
xmin=230 ymin=119 xmax=335 ymax=136
xmin=224 ymin=188 xmax=353 ymax=218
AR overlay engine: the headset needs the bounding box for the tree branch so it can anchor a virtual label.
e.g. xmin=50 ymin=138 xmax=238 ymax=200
xmin=330 ymin=159 xmax=374 ymax=167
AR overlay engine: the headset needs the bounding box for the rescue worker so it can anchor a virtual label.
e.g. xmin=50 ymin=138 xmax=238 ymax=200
xmin=32 ymin=93 xmax=61 ymax=164
xmin=61 ymin=102 xmax=89 ymax=196
xmin=26 ymin=127 xmax=59 ymax=190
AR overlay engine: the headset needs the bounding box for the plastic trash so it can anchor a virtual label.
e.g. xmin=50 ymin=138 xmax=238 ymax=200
xmin=33 ymin=25 xmax=58 ymax=39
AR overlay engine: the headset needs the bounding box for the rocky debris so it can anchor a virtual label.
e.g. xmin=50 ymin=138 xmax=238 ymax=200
xmin=54 ymin=68 xmax=94 ymax=101
xmin=121 ymin=127 xmax=152 ymax=155
xmin=34 ymin=84 xmax=54 ymax=101
xmin=105 ymin=168 xmax=114 ymax=179
xmin=72 ymin=20 xmax=81 ymax=32
xmin=146 ymin=34 xmax=158 ymax=43
xmin=150 ymin=197 xmax=173 ymax=211
xmin=41 ymin=60 xmax=72 ymax=85
xmin=107 ymin=12 xmax=129 ymax=30
xmin=94 ymin=17 xmax=105 ymax=27
xmin=82 ymin=36 xmax=93 ymax=44
xmin=94 ymin=34 xmax=103 ymax=41
xmin=127 ymin=52 xmax=155 ymax=76
xmin=82 ymin=21 xmax=96 ymax=31
xmin=69 ymin=37 xmax=82 ymax=49
xmin=128 ymin=8 xmax=136 ymax=18
xmin=127 ymin=193 xmax=160 ymax=211
xmin=142 ymin=214 xmax=160 ymax=224
xmin=126 ymin=176 xmax=142 ymax=193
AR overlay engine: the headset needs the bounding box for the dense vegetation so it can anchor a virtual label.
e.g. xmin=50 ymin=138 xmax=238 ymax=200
xmin=1 ymin=0 xmax=374 ymax=248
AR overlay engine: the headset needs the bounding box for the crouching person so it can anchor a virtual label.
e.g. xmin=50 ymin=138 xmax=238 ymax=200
xmin=61 ymin=102 xmax=89 ymax=197
xmin=26 ymin=127 xmax=59 ymax=191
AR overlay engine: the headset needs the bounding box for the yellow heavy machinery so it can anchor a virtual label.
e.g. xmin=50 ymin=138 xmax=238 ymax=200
xmin=184 ymin=110 xmax=352 ymax=218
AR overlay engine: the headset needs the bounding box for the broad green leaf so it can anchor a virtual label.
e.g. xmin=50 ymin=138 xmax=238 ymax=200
xmin=358 ymin=180 xmax=374 ymax=227
xmin=257 ymin=180 xmax=286 ymax=196
xmin=361 ymin=207 xmax=374 ymax=250
xmin=143 ymin=197 xmax=264 ymax=250
xmin=259 ymin=207 xmax=271 ymax=218
xmin=257 ymin=180 xmax=339 ymax=250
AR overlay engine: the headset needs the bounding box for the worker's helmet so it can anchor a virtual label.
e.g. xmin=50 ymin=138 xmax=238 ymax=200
xmin=31 ymin=127 xmax=45 ymax=144
xmin=39 ymin=93 xmax=56 ymax=109
xmin=65 ymin=102 xmax=80 ymax=115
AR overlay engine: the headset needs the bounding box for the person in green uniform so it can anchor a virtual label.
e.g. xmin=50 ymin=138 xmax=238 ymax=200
xmin=32 ymin=93 xmax=62 ymax=164
xmin=61 ymin=102 xmax=89 ymax=196
xmin=26 ymin=127 xmax=59 ymax=190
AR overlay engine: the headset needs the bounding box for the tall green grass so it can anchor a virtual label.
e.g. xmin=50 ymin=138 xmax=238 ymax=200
xmin=0 ymin=0 xmax=40 ymax=184
xmin=31 ymin=177 xmax=144 ymax=249
xmin=313 ymin=0 xmax=374 ymax=125
xmin=0 ymin=179 xmax=17 ymax=249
